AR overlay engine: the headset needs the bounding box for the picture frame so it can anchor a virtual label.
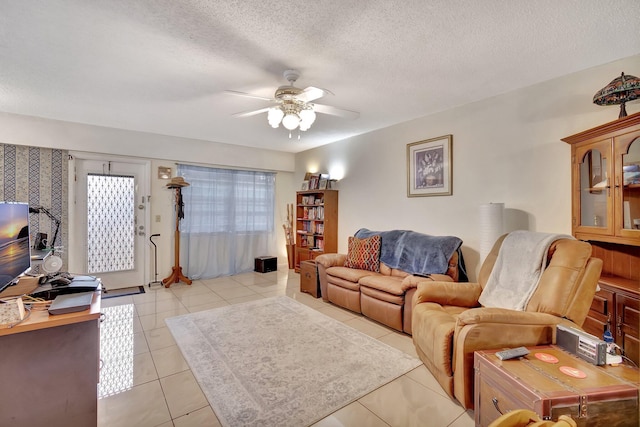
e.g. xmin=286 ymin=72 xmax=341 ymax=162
xmin=301 ymin=180 xmax=309 ymax=191
xmin=319 ymin=179 xmax=328 ymax=190
xmin=407 ymin=134 xmax=452 ymax=197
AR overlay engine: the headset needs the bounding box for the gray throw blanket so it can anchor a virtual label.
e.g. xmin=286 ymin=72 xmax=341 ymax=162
xmin=354 ymin=228 xmax=465 ymax=279
xmin=478 ymin=230 xmax=574 ymax=310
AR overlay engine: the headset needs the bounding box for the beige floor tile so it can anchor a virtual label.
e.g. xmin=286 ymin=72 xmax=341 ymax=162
xmin=449 ymin=410 xmax=475 ymax=427
xmin=152 ymin=344 xmax=190 ymax=378
xmin=138 ymin=307 xmax=190 ymax=331
xmin=135 ymin=297 xmax=186 ymax=316
xmin=247 ymin=282 xmax=285 ymax=293
xmin=257 ymin=289 xmax=288 ymax=298
xmin=316 ymin=304 xmax=358 ymax=322
xmin=359 ymin=375 xmax=466 ymax=427
xmin=231 ymin=272 xmax=273 ymax=285
xmin=344 ymin=317 xmax=394 ymax=339
xmin=98 ymin=380 xmax=171 ymax=427
xmin=169 ymin=282 xmax=211 ymax=298
xmin=187 ymin=300 xmax=230 ymax=312
xmin=144 ymin=326 xmax=177 ymax=350
xmin=177 ymin=291 xmax=224 ymax=309
xmin=132 ymin=351 xmax=159 ymax=385
xmin=202 ymin=277 xmax=240 ymax=289
xmin=226 ymin=293 xmax=266 ymax=304
xmin=160 ymin=370 xmax=209 ymax=419
xmin=133 ymin=331 xmax=150 ymax=355
xmin=405 ymin=364 xmax=450 ymax=398
xmin=214 ymin=285 xmax=258 ymax=299
xmin=377 ymin=332 xmax=419 ymax=357
xmin=173 ymin=406 xmax=221 ymax=427
xmin=131 ymin=290 xmax=159 ymax=304
xmin=312 ymin=401 xmax=389 ymax=427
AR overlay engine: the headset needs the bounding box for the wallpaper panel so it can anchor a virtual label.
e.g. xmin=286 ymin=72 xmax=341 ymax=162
xmin=1 ymin=143 xmax=69 ymax=268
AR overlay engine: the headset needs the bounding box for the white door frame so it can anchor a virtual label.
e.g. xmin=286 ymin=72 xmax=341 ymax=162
xmin=68 ymin=152 xmax=151 ymax=287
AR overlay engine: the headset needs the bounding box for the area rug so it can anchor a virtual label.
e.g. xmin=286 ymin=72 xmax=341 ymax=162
xmin=165 ymin=296 xmax=422 ymax=427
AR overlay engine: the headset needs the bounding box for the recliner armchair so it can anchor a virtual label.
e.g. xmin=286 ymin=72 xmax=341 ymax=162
xmin=411 ymin=233 xmax=603 ymax=410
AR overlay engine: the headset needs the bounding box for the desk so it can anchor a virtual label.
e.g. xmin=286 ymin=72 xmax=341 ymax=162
xmin=474 ymin=345 xmax=639 ymax=427
xmin=0 ymin=286 xmax=101 ymax=427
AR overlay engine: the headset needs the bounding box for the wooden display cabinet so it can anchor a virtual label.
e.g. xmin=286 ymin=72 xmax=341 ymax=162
xmin=562 ymin=114 xmax=640 ymax=365
xmin=561 ymin=112 xmax=640 ymax=246
xmin=294 ymin=189 xmax=338 ymax=272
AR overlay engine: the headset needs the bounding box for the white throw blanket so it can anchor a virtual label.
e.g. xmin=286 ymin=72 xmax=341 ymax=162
xmin=478 ymin=231 xmax=573 ymax=310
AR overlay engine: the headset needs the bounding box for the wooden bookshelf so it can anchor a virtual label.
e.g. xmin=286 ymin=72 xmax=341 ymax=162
xmin=294 ymin=189 xmax=338 ymax=272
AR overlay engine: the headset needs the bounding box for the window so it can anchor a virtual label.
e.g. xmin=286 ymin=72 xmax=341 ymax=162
xmin=176 ymin=164 xmax=277 ymax=278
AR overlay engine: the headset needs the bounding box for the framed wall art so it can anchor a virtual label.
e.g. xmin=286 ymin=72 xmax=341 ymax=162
xmin=407 ymin=134 xmax=452 ymax=197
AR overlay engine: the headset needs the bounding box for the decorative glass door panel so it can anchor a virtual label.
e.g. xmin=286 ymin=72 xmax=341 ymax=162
xmin=616 ymin=135 xmax=640 ymax=237
xmin=575 ymin=140 xmax=613 ymax=236
xmin=87 ymin=174 xmax=135 ymax=273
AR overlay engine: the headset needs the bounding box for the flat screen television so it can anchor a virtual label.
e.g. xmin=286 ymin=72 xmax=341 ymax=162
xmin=0 ymin=202 xmax=32 ymax=293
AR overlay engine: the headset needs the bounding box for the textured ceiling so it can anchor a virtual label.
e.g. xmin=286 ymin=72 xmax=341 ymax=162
xmin=1 ymin=1 xmax=639 ymax=153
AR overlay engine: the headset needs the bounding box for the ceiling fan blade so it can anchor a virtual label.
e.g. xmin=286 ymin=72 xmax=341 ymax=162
xmin=298 ymin=86 xmax=333 ymax=103
xmin=232 ymin=107 xmax=273 ymax=118
xmin=224 ymin=90 xmax=273 ymax=102
xmin=313 ymin=103 xmax=360 ymax=119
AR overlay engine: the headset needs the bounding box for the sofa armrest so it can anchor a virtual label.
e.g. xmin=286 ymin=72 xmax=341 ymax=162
xmin=457 ymin=307 xmax=561 ymax=327
xmin=414 ymin=281 xmax=482 ymax=308
xmin=315 ymin=253 xmax=346 ymax=268
xmin=401 ymin=274 xmax=452 ymax=292
xmin=315 ymin=253 xmax=346 ymax=302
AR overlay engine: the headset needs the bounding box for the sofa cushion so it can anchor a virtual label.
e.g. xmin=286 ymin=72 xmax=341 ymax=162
xmin=360 ymin=284 xmax=404 ymax=305
xmin=359 ymin=274 xmax=404 ymax=296
xmin=344 ymin=235 xmax=381 ymax=272
xmin=326 ymin=266 xmax=379 ymax=285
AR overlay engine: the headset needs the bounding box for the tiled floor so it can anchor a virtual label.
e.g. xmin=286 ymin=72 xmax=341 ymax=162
xmin=97 ymin=267 xmax=475 ymax=427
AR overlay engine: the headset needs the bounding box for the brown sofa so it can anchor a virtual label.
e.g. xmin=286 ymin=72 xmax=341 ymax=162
xmin=316 ymin=229 xmax=466 ymax=334
xmin=411 ymin=233 xmax=603 ymax=410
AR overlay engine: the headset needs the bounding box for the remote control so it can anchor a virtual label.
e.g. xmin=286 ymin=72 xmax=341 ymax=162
xmin=495 ymin=346 xmax=530 ymax=360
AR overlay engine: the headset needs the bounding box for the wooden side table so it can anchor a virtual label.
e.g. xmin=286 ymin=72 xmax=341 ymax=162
xmin=474 ymin=345 xmax=639 ymax=427
xmin=300 ymin=260 xmax=320 ymax=298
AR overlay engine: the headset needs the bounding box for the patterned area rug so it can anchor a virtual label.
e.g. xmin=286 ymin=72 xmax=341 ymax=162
xmin=165 ymin=296 xmax=422 ymax=427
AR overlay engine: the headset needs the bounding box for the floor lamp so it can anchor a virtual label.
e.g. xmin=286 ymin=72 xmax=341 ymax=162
xmin=162 ymin=176 xmax=192 ymax=288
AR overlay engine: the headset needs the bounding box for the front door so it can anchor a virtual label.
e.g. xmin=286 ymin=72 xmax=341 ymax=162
xmin=70 ymin=155 xmax=149 ymax=290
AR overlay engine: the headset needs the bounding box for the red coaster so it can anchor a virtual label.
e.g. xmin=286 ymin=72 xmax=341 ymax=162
xmin=534 ymin=352 xmax=559 ymax=364
xmin=559 ymin=366 xmax=587 ymax=379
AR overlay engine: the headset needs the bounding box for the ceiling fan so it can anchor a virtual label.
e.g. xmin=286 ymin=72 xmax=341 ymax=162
xmin=226 ymin=69 xmax=359 ymax=134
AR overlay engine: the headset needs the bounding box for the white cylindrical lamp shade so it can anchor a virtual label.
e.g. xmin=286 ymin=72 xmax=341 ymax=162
xmin=479 ymin=203 xmax=504 ymax=263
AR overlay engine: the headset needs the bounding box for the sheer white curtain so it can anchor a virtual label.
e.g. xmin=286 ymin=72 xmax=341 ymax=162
xmin=177 ymin=164 xmax=276 ymax=279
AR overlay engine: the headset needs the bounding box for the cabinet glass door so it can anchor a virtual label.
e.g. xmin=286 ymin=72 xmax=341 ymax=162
xmin=577 ymin=144 xmax=612 ymax=233
xmin=617 ymin=135 xmax=640 ymax=237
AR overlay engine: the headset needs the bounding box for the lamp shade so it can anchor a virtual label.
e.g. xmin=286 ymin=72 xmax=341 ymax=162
xmin=282 ymin=113 xmax=300 ymax=130
xmin=268 ymin=108 xmax=284 ymax=128
xmin=593 ymin=72 xmax=640 ymax=118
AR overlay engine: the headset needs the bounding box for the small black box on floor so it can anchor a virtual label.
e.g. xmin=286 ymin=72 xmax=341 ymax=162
xmin=254 ymin=256 xmax=277 ymax=273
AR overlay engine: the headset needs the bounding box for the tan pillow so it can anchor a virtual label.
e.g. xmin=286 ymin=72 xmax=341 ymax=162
xmin=344 ymin=235 xmax=381 ymax=272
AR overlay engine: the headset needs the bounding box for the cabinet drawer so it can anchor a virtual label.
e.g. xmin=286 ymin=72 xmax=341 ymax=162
xmin=590 ymin=288 xmax=614 ymax=317
xmin=582 ymin=315 xmax=607 ymax=338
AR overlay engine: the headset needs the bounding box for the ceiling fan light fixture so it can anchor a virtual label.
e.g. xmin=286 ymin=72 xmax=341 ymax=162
xmin=299 ymin=107 xmax=316 ymax=130
xmin=268 ymin=107 xmax=284 ymax=127
xmin=282 ymin=113 xmax=300 ymax=130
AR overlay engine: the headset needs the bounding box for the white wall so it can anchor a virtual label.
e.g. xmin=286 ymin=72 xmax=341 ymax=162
xmin=0 ymin=112 xmax=295 ymax=281
xmin=293 ymin=55 xmax=640 ymax=279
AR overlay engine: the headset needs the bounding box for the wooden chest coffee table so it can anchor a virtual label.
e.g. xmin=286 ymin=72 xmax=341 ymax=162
xmin=474 ymin=345 xmax=639 ymax=427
